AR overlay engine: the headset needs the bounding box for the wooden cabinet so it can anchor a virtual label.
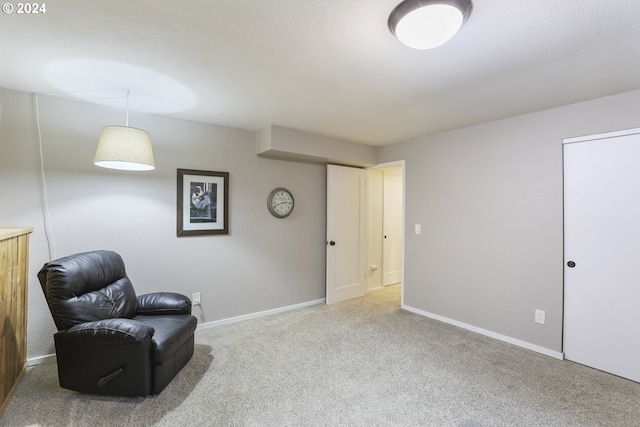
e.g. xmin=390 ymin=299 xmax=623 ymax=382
xmin=0 ymin=227 xmax=33 ymax=417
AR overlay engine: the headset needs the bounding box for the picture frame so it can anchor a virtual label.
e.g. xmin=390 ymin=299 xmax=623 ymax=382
xmin=177 ymin=169 xmax=229 ymax=236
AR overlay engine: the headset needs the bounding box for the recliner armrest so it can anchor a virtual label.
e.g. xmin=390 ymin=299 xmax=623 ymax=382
xmin=136 ymin=292 xmax=192 ymax=315
xmin=58 ymin=318 xmax=155 ymax=344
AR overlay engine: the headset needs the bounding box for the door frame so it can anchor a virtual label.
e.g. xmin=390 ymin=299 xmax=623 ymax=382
xmin=365 ymin=160 xmax=406 ymax=306
xmin=325 ymin=160 xmax=406 ymax=306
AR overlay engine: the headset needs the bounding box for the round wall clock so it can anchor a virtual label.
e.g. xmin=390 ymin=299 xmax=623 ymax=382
xmin=267 ymin=187 xmax=294 ymax=218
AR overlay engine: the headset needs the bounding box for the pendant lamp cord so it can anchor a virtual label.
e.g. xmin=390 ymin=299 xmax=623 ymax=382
xmin=33 ymin=89 xmax=130 ymax=261
xmin=34 ymin=93 xmax=57 ymax=261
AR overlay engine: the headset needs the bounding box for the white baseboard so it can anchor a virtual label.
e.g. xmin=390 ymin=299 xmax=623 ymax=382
xmin=384 ymin=270 xmax=402 ymax=286
xmin=196 ymin=298 xmax=326 ymax=331
xmin=27 ymin=353 xmax=56 ymax=366
xmin=402 ymin=304 xmax=565 ymax=360
xmin=27 ymin=299 xmax=326 ymax=365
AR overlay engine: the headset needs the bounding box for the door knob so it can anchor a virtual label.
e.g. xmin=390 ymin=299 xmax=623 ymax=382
xmin=567 ymin=261 xmax=576 ymax=268
xmin=329 ymin=241 xmax=336 ymax=246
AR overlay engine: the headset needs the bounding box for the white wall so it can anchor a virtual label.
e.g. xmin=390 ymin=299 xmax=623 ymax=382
xmin=378 ymin=89 xmax=640 ymax=354
xmin=0 ymin=88 xmax=327 ymax=360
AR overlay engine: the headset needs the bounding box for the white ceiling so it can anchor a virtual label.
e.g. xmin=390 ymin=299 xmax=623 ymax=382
xmin=1 ymin=0 xmax=639 ymax=145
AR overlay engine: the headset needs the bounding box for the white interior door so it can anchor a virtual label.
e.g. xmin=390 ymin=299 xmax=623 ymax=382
xmin=383 ymin=169 xmax=403 ymax=286
xmin=366 ymin=169 xmax=384 ymax=291
xmin=326 ymin=164 xmax=366 ymax=304
xmin=563 ymin=128 xmax=640 ymax=382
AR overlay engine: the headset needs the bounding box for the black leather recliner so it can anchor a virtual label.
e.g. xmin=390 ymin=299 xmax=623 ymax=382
xmin=38 ymin=250 xmax=198 ymax=396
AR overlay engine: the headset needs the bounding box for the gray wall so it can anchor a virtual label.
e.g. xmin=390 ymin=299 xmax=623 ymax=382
xmin=3 ymin=84 xmax=639 ymax=361
xmin=378 ymin=89 xmax=640 ymax=353
xmin=0 ymin=88 xmax=327 ymax=360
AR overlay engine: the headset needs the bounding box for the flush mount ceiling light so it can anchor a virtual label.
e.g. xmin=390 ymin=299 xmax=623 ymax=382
xmin=94 ymin=91 xmax=155 ymax=171
xmin=388 ymin=0 xmax=473 ymax=49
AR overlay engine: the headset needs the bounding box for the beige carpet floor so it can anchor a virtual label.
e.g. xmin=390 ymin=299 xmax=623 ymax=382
xmin=2 ymin=285 xmax=639 ymax=426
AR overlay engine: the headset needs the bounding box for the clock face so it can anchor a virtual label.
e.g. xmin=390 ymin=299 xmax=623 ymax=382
xmin=268 ymin=188 xmax=294 ymax=218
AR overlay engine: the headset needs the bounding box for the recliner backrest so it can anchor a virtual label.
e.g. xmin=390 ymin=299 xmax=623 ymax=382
xmin=38 ymin=250 xmax=138 ymax=331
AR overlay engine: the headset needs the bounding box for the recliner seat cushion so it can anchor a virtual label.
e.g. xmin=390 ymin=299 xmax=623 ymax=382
xmin=134 ymin=314 xmax=197 ymax=364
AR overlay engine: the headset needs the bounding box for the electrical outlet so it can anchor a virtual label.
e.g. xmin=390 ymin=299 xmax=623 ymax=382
xmin=534 ymin=309 xmax=545 ymax=324
xmin=192 ymin=292 xmax=201 ymax=306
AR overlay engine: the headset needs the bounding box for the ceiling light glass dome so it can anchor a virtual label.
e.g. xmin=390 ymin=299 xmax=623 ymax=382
xmin=389 ymin=0 xmax=473 ymax=49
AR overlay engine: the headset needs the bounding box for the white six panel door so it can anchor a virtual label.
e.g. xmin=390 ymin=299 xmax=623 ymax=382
xmin=563 ymin=129 xmax=640 ymax=382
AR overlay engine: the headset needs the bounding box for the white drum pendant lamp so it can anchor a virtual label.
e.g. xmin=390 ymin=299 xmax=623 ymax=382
xmin=94 ymin=91 xmax=155 ymax=171
xmin=388 ymin=0 xmax=473 ymax=49
xmin=95 ymin=126 xmax=155 ymax=171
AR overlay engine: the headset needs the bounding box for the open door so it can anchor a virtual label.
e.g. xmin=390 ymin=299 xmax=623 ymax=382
xmin=326 ymin=164 xmax=366 ymax=304
xmin=382 ymin=166 xmax=403 ymax=286
xmin=366 ymin=164 xmax=404 ymax=291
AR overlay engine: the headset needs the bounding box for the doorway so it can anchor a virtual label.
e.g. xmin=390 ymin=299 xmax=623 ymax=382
xmin=326 ymin=162 xmax=405 ymax=305
xmin=366 ymin=163 xmax=404 ymax=293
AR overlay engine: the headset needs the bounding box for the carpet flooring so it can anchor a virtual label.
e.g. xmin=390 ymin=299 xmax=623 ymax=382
xmin=2 ymin=285 xmax=639 ymax=426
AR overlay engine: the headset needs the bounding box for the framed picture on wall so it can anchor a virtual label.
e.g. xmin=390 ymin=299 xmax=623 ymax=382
xmin=177 ymin=169 xmax=229 ymax=236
